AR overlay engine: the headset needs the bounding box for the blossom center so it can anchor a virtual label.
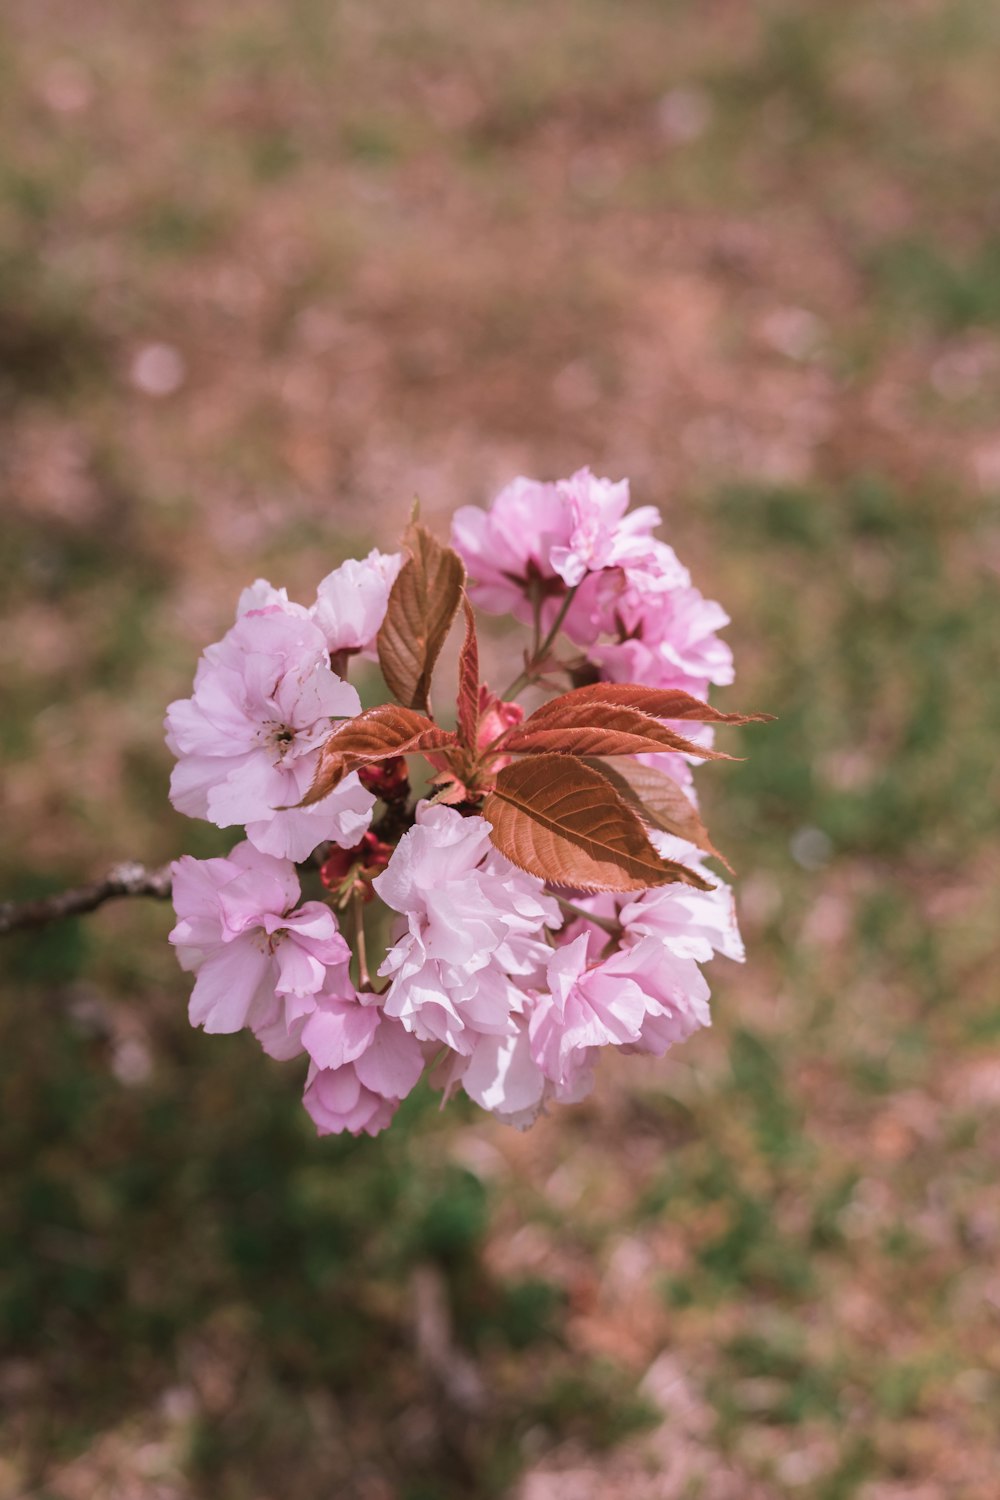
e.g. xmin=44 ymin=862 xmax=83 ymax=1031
xmin=263 ymin=721 xmax=297 ymax=760
xmin=252 ymin=927 xmax=287 ymax=956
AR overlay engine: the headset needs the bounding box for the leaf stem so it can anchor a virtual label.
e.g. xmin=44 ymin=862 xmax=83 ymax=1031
xmin=502 ymin=583 xmax=580 ymax=699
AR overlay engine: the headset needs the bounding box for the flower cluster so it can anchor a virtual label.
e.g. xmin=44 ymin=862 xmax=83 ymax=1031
xmin=452 ymin=468 xmax=732 ymax=698
xmin=166 ymin=472 xmax=764 ymax=1136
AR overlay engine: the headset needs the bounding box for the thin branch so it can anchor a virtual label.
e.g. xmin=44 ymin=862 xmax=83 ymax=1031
xmin=0 ymin=862 xmax=173 ymax=936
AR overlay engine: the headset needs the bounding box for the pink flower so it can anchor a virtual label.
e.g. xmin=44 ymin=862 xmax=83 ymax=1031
xmin=445 ymin=1018 xmax=595 ymax=1130
xmin=530 ymin=935 xmax=645 ymax=1087
xmin=619 ymin=935 xmax=711 ymax=1056
xmin=452 ymin=476 xmax=568 ymax=621
xmin=560 ymin=538 xmax=690 ymax=648
xmin=303 ymin=1066 xmax=396 ymax=1137
xmin=235 ymin=553 xmax=402 ymax=659
xmin=587 ymin=583 xmax=733 ymax=693
xmin=300 ymin=988 xmax=378 ymax=1071
xmin=235 ymin=579 xmax=306 ymax=619
xmin=548 ymin=468 xmax=661 ymax=587
xmin=302 ymin=1010 xmax=425 ymax=1138
xmin=453 ymin=468 xmax=661 ymax=619
xmin=373 ymin=803 xmax=559 ymax=1054
xmin=620 ymin=855 xmax=744 ymax=966
xmin=169 ymin=842 xmax=351 ymax=1039
xmin=456 ymin=468 xmax=724 ymax=685
xmin=554 ymin=830 xmax=742 ymax=956
xmin=166 ymin=606 xmax=373 ymax=862
xmin=311 ymin=549 xmax=403 ymax=658
xmin=530 ymin=931 xmax=710 ymax=1086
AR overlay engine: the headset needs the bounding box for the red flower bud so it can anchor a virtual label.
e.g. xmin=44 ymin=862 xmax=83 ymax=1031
xmin=319 ymin=842 xmax=364 ymax=890
xmin=358 ymin=831 xmax=394 ymax=873
xmin=320 ymin=831 xmax=394 ymax=893
xmin=477 ymin=688 xmax=524 ymax=751
xmin=357 ymin=756 xmax=410 ymax=802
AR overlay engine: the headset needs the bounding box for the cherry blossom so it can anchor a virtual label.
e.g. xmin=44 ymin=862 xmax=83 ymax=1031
xmin=303 ymin=1065 xmax=396 ymax=1137
xmin=162 ymin=483 xmax=761 ymax=1139
xmin=559 ymin=537 xmax=691 ymax=648
xmin=587 ymin=583 xmax=734 ymax=693
xmin=373 ymin=803 xmax=559 ymax=1054
xmin=452 ymin=475 xmax=567 ymax=621
xmin=530 ymin=930 xmax=711 ymax=1088
xmin=453 ymin=467 xmax=661 ymax=621
xmin=551 ymin=838 xmax=743 ymax=968
xmin=165 ymin=605 xmax=373 ymax=862
xmin=302 ymin=1010 xmax=425 ymax=1137
xmin=169 ymin=842 xmax=350 ymax=1039
xmin=235 ymin=578 xmax=304 ymax=619
xmin=445 ymin=1018 xmax=596 ymax=1130
xmin=620 ymin=862 xmax=744 ymax=965
xmin=311 ymin=549 xmax=403 ymax=658
xmin=547 ymin=468 xmax=662 ymax=587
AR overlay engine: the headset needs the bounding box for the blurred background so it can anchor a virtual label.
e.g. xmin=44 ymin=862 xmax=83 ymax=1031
xmin=2 ymin=2 xmax=1000 ymax=1496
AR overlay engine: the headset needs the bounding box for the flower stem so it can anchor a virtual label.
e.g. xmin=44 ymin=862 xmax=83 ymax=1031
xmin=352 ymin=890 xmax=373 ymax=991
xmin=554 ymin=895 xmax=621 ymax=938
xmin=502 ymin=583 xmax=580 ymax=699
xmin=529 ymin=581 xmax=543 ymax=660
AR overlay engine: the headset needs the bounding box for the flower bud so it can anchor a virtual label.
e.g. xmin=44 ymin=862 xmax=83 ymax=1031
xmin=357 ymin=756 xmax=410 ymax=802
xmin=477 ymin=688 xmax=524 ymax=750
xmin=320 ymin=832 xmax=395 ymax=894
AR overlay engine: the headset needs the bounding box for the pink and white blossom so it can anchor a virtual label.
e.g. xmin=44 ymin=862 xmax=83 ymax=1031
xmin=166 ymin=606 xmax=373 ymax=862
xmin=166 ymin=481 xmax=756 ymax=1139
xmin=452 ymin=476 xmax=568 ymax=621
xmin=303 ymin=1065 xmax=397 ymax=1137
xmin=530 ymin=930 xmax=711 ymax=1088
xmin=373 ymin=804 xmax=559 ymax=1054
xmin=236 ymin=578 xmax=305 ymax=619
xmin=553 ymin=837 xmax=743 ymax=967
xmin=453 ymin=468 xmax=661 ymax=621
xmin=446 ymin=1017 xmax=596 ymax=1130
xmin=169 ymin=842 xmax=350 ymax=1039
xmin=620 ymin=859 xmax=744 ymax=965
xmin=587 ymin=583 xmax=733 ymax=693
xmin=452 ymin=468 xmax=729 ymax=702
xmin=547 ymin=468 xmax=662 ymax=587
xmin=311 ymin=549 xmax=403 ymax=658
xmin=302 ymin=1010 xmax=425 ymax=1137
xmin=560 ymin=537 xmax=691 ymax=648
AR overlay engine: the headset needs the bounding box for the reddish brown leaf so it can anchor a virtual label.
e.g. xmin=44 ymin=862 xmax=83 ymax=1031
xmin=500 ymin=705 xmax=734 ymax=760
xmin=302 ymin=704 xmax=457 ymax=805
xmin=482 ymin=754 xmax=712 ymax=893
xmin=582 ymin=757 xmax=733 ymax=871
xmin=457 ymin=595 xmax=480 ymax=749
xmin=523 ymin=682 xmax=773 ymax=727
xmin=377 ymin=520 xmax=465 ymax=713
